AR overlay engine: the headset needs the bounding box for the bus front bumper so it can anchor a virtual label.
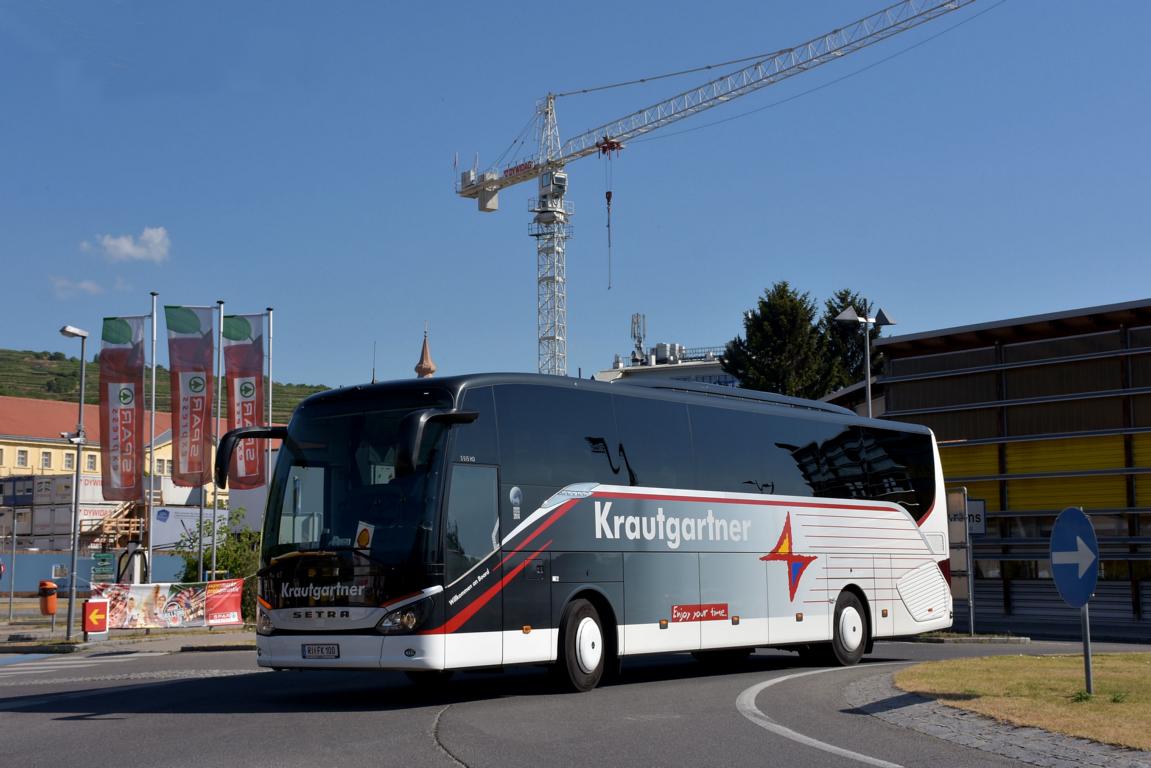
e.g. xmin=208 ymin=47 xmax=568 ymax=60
xmin=256 ymin=633 xmax=445 ymax=671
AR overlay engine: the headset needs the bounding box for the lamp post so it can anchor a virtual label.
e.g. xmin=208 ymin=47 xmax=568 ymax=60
xmin=834 ymin=306 xmax=895 ymax=418
xmin=59 ymin=324 xmax=88 ymax=641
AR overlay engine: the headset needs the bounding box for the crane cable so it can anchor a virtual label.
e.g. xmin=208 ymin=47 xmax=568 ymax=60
xmin=555 ymin=47 xmax=791 ymax=99
xmin=604 ymin=154 xmax=614 ymax=290
xmin=487 ymin=111 xmax=539 ymax=173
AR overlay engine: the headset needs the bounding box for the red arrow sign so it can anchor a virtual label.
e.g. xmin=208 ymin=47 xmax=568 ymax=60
xmin=83 ymin=600 xmax=109 ymax=634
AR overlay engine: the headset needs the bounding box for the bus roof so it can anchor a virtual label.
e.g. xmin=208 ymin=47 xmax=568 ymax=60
xmin=295 ymin=373 xmax=928 ymax=434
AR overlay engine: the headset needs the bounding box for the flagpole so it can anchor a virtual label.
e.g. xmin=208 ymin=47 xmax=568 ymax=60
xmin=212 ymin=300 xmax=224 ymax=579
xmin=146 ymin=292 xmax=158 ymax=582
xmin=266 ymin=307 xmax=274 ymax=484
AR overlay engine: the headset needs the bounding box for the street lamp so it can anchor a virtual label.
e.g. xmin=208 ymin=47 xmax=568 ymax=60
xmin=834 ymin=306 xmax=895 ymax=418
xmin=59 ymin=324 xmax=88 ymax=641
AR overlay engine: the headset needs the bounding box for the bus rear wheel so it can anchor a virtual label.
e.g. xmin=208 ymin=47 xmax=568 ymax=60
xmin=556 ymin=599 xmax=605 ymax=692
xmin=830 ymin=591 xmax=867 ymax=666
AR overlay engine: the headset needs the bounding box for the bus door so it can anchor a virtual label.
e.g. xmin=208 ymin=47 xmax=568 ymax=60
xmin=442 ymin=463 xmax=503 ymax=668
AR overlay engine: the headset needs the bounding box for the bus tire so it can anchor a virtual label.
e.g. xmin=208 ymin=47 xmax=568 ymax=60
xmin=830 ymin=591 xmax=868 ymax=666
xmin=556 ymin=598 xmax=605 ymax=692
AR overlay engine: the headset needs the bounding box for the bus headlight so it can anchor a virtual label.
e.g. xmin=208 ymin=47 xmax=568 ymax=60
xmin=376 ymin=597 xmax=433 ymax=635
xmin=257 ymin=607 xmax=275 ymax=636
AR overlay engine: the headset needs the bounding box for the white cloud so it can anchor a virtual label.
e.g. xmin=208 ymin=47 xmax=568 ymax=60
xmin=95 ymin=226 xmax=171 ymax=263
xmin=50 ymin=276 xmax=105 ymax=299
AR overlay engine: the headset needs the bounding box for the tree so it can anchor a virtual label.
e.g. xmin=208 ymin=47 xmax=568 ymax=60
xmin=819 ymin=288 xmax=885 ymax=395
xmin=723 ymin=284 xmax=885 ymax=400
xmin=173 ymin=508 xmax=260 ymax=622
xmin=722 ymin=282 xmax=826 ymax=399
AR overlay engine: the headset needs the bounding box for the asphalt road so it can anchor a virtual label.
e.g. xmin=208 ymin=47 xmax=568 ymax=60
xmin=0 ymin=640 xmax=1145 ymax=768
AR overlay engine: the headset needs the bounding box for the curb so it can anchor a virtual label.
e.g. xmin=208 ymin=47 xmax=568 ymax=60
xmin=0 ymin=643 xmax=84 ymax=654
xmin=908 ymin=635 xmax=1031 ymax=644
xmin=177 ymin=644 xmax=256 ymax=653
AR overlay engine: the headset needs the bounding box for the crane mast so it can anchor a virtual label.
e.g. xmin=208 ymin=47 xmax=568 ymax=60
xmin=458 ymin=0 xmax=976 ymax=376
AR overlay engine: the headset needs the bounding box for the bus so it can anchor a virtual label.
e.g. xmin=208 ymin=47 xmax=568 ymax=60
xmin=216 ymin=373 xmax=952 ymax=691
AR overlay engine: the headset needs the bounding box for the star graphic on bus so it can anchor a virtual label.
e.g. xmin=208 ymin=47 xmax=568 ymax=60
xmin=761 ymin=512 xmax=816 ymax=602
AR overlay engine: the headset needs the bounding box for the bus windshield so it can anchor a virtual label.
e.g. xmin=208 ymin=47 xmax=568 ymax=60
xmin=262 ymin=397 xmax=451 ymax=566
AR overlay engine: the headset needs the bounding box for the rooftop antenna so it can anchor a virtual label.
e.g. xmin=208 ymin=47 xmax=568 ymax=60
xmin=371 ymin=341 xmax=377 ymax=384
xmin=631 ymin=313 xmax=646 ymax=364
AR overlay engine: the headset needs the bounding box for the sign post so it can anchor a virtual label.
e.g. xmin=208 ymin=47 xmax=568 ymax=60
xmin=90 ymin=552 xmax=114 ymax=583
xmin=1049 ymin=506 xmax=1099 ymax=695
xmin=82 ymin=598 xmax=109 ymax=642
xmin=946 ymin=488 xmax=976 ymax=635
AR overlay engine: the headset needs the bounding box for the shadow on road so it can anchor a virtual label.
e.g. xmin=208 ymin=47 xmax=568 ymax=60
xmin=0 ymin=648 xmax=919 ymax=717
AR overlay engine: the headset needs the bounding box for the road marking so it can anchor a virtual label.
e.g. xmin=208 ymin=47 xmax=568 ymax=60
xmin=0 ymin=654 xmax=50 ymax=667
xmin=736 ymin=663 xmax=904 ymax=768
xmin=0 ymin=652 xmax=168 ymax=678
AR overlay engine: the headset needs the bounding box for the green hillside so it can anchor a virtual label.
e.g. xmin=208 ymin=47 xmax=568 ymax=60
xmin=0 ymin=348 xmax=327 ymax=424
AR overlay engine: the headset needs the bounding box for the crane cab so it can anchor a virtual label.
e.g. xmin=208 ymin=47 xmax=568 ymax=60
xmin=540 ymin=171 xmax=567 ymax=199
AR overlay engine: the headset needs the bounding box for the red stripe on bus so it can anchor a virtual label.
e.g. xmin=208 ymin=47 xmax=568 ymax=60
xmin=423 ymin=541 xmax=553 ymax=635
xmin=594 ymin=490 xmax=894 ymax=513
xmin=496 ymin=499 xmax=578 ymax=570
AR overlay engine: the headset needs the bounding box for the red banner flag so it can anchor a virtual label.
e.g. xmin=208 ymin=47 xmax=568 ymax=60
xmin=98 ymin=316 xmax=146 ymax=501
xmin=165 ymin=305 xmax=215 ymax=487
xmin=223 ymin=314 xmax=266 ymax=489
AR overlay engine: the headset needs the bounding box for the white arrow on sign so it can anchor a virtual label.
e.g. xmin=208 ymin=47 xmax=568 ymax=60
xmin=1052 ymin=536 xmax=1096 ymax=579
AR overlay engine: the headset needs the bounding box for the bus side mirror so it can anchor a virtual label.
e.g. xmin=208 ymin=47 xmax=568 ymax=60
xmin=396 ymin=410 xmax=479 ymax=475
xmin=215 ymin=426 xmax=288 ymax=488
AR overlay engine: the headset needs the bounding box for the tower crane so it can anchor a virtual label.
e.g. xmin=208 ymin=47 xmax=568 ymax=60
xmin=458 ymin=0 xmax=976 ymax=377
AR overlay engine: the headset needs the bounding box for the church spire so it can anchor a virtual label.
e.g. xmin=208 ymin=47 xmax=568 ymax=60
xmin=415 ymin=323 xmax=436 ymax=378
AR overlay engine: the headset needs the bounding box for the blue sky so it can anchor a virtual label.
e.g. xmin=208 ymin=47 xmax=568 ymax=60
xmin=3 ymin=1 xmax=1149 ymax=387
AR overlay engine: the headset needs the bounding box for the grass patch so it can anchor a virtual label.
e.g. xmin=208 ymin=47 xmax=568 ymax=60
xmin=894 ymin=653 xmax=1151 ymax=751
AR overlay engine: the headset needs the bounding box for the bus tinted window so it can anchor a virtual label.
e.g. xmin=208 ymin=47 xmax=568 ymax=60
xmin=444 ymin=464 xmax=499 ymax=583
xmin=613 ymin=395 xmax=693 ymax=488
xmin=690 ymin=405 xmax=774 ymax=494
xmin=860 ymin=427 xmax=936 ymax=521
xmin=769 ymin=418 xmax=867 ymax=501
xmin=454 ymin=386 xmax=499 ymax=465
xmin=494 ymin=385 xmax=619 ymax=487
xmin=686 ymin=407 xmax=850 ymax=497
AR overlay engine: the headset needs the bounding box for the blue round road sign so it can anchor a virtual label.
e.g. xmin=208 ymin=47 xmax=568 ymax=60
xmin=1049 ymin=507 xmax=1099 ymax=609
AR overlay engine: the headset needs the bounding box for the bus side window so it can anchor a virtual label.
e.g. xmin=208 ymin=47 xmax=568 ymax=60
xmin=859 ymin=427 xmax=935 ymax=521
xmin=613 ymin=395 xmax=693 ymax=489
xmin=494 ymin=385 xmax=617 ymax=486
xmin=444 ymin=464 xmax=499 ymax=584
xmin=455 ymin=387 xmax=499 ymax=465
xmin=768 ymin=417 xmax=864 ymax=500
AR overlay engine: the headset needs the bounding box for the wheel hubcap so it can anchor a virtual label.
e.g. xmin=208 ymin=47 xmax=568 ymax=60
xmin=575 ymin=616 xmax=603 ymax=674
xmin=839 ymin=606 xmax=863 ymax=652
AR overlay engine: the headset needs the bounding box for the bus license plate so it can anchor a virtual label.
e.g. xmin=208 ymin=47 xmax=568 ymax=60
xmin=302 ymin=643 xmax=340 ymax=659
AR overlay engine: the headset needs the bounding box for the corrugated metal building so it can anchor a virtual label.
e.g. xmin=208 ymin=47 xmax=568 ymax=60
xmin=876 ymin=299 xmax=1151 ymax=639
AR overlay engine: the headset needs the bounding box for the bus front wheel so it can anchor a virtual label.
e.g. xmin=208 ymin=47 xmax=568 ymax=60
xmin=556 ymin=598 xmax=605 ymax=692
xmin=830 ymin=591 xmax=867 ymax=666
